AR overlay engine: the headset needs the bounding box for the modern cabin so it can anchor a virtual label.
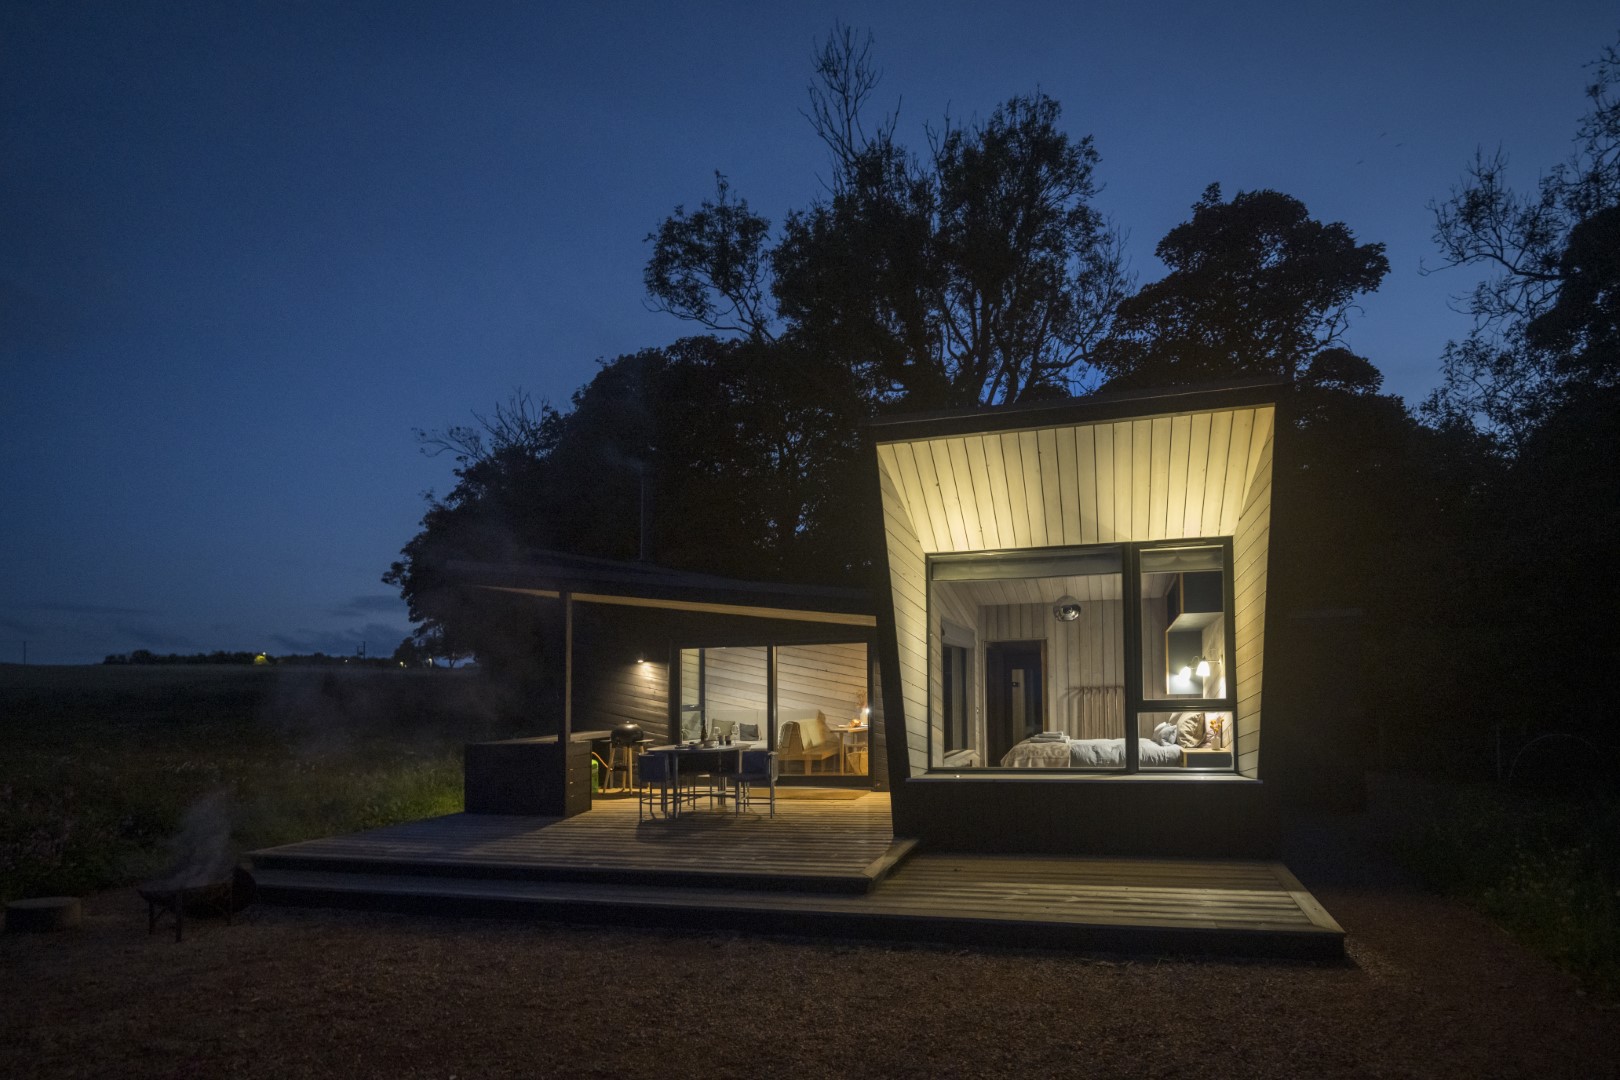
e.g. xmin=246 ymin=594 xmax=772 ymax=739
xmin=252 ymin=380 xmax=1348 ymax=957
xmin=871 ymin=381 xmax=1284 ymax=857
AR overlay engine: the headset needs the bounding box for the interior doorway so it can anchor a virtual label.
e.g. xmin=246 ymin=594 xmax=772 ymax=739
xmin=985 ymin=641 xmax=1044 ymax=765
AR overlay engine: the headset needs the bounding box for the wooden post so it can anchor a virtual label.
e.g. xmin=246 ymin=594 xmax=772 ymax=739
xmin=562 ymin=590 xmax=573 ymax=744
xmin=766 ymin=645 xmax=777 ymax=751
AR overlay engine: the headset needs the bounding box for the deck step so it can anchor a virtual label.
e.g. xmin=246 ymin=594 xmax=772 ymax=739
xmin=254 ymin=856 xmax=1343 ymax=961
xmin=249 ymin=848 xmax=882 ymax=895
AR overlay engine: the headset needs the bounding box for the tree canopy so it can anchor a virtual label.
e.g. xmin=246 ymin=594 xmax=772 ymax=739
xmin=645 ymin=27 xmax=1130 ymax=408
xmin=1424 ymin=35 xmax=1620 ymax=446
xmin=1094 ymin=184 xmax=1389 ymax=390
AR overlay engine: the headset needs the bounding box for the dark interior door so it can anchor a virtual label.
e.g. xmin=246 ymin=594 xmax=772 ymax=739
xmin=985 ymin=641 xmax=1043 ymax=764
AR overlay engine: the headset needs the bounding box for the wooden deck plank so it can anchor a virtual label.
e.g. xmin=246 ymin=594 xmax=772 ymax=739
xmin=252 ymin=793 xmax=899 ymax=891
xmin=251 ymin=792 xmax=1344 ymax=958
xmin=255 ymin=850 xmax=1343 ymax=959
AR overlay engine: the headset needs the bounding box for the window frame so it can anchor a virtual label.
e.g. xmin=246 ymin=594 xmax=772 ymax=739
xmin=923 ymin=538 xmax=1239 ymax=776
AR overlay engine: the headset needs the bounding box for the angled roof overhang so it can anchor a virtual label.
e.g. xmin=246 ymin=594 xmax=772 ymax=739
xmin=451 ymin=551 xmax=877 ymax=628
xmin=868 ymin=377 xmax=1286 ymax=443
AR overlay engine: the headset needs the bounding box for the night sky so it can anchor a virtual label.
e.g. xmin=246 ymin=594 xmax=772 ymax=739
xmin=2 ymin=2 xmax=1613 ymax=664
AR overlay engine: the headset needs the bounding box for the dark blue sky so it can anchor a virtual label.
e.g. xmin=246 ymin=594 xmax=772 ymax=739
xmin=2 ymin=2 xmax=1613 ymax=664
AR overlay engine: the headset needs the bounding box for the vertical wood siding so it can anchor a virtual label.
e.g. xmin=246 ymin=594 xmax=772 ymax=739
xmin=878 ymin=405 xmax=1275 ymax=776
xmin=876 ymin=448 xmax=931 ymax=777
xmin=1232 ymin=428 xmax=1273 ymax=778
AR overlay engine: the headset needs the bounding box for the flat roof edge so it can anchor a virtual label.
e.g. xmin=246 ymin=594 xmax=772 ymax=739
xmin=870 ymin=379 xmax=1285 ymax=442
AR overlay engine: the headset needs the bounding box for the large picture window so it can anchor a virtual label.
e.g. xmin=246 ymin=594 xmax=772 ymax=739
xmin=926 ymin=541 xmax=1237 ymax=773
xmin=1140 ymin=546 xmax=1228 ymax=702
xmin=928 ymin=547 xmax=1126 ymax=770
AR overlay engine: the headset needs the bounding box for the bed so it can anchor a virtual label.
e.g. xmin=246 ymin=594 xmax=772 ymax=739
xmin=999 ymin=736 xmax=1184 ymax=768
xmin=999 ymin=711 xmax=1235 ymax=768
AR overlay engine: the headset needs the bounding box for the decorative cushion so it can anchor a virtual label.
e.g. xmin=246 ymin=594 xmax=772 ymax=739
xmin=802 ymin=712 xmax=829 ymax=747
xmin=737 ymin=722 xmax=760 ymax=742
xmin=1152 ymin=721 xmax=1179 ymax=746
xmin=1175 ymin=712 xmax=1206 ymax=749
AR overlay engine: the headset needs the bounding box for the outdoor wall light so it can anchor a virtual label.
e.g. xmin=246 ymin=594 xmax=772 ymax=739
xmin=1052 ymin=596 xmax=1083 ymax=622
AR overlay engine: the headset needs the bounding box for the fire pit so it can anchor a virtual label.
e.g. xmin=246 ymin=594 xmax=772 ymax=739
xmin=138 ymin=865 xmax=255 ymax=942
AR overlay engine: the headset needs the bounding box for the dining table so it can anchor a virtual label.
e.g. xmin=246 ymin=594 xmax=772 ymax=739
xmin=641 ymin=742 xmax=747 ymax=816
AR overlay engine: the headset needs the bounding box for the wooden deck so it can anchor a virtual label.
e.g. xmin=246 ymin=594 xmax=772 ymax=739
xmin=251 ymin=792 xmax=904 ymax=894
xmin=252 ymin=793 xmax=1343 ymax=958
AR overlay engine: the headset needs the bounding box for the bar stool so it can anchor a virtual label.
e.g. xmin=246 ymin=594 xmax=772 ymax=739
xmin=605 ymin=741 xmax=641 ymax=791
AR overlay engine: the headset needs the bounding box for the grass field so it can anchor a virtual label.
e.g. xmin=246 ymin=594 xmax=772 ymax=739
xmin=0 ymin=663 xmax=527 ymax=903
xmin=1386 ymin=775 xmax=1620 ymax=1000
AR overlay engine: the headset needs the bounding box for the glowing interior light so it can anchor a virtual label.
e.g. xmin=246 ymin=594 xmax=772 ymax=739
xmin=1195 ymin=659 xmax=1211 ymax=678
xmin=1177 ymin=664 xmax=1191 ymax=680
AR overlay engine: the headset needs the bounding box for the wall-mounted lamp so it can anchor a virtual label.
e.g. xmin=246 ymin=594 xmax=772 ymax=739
xmin=1178 ymin=656 xmax=1213 ymax=680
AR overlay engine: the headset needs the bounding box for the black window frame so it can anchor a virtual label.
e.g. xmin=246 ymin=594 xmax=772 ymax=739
xmin=922 ymin=537 xmax=1240 ymax=776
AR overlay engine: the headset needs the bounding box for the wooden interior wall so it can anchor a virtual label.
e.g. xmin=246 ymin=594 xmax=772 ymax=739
xmin=930 ymin=581 xmax=982 ymax=764
xmin=701 ymin=647 xmax=769 ymax=723
xmin=980 ymin=600 xmax=1125 ymax=739
xmin=1233 ymin=428 xmax=1273 ymax=777
xmin=776 ymin=642 xmax=868 ymax=723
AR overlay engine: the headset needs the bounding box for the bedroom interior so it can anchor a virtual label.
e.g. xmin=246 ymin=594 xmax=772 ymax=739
xmin=928 ymin=541 xmax=1237 ymax=773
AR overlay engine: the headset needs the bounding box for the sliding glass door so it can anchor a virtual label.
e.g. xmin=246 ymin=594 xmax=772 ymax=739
xmin=675 ymin=642 xmax=870 ymax=778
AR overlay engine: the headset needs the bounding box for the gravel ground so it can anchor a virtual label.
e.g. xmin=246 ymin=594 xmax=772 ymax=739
xmin=3 ymin=814 xmax=1617 ymax=1080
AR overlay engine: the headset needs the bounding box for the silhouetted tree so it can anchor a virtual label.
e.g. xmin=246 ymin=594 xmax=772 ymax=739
xmin=1412 ymin=36 xmax=1620 ymax=777
xmin=384 ymin=337 xmax=873 ymax=662
xmin=1424 ymin=34 xmax=1619 ymax=445
xmin=645 ymin=26 xmax=1130 ymax=407
xmin=1094 ymin=185 xmax=1389 ymax=389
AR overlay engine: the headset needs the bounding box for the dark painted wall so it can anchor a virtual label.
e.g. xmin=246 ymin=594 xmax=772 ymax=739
xmin=891 ymin=778 xmax=1278 ymax=858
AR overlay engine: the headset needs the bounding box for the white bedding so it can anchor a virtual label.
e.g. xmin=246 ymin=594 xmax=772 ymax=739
xmin=1000 ymin=736 xmax=1184 ymax=768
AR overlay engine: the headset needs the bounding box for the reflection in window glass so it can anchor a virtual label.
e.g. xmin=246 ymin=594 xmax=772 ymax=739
xmin=1140 ymin=546 xmax=1227 ymax=701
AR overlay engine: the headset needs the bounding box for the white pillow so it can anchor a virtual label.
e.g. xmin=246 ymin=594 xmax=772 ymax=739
xmin=1152 ymin=721 xmax=1178 ymax=746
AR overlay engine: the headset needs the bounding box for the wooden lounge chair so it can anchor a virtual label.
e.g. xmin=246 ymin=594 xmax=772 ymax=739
xmin=778 ymin=716 xmax=841 ymax=775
